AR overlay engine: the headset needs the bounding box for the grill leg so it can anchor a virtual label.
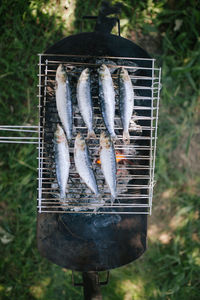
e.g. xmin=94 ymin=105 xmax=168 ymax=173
xmin=82 ymin=271 xmax=102 ymax=300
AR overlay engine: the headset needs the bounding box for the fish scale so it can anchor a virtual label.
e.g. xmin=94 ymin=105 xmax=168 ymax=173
xmin=119 ymin=67 xmax=134 ymax=144
xmin=100 ymin=132 xmax=117 ymax=202
xmin=56 ymin=64 xmax=73 ymax=141
xmin=54 ymin=124 xmax=70 ymax=201
xmin=77 ymin=68 xmax=96 ymax=139
xmin=74 ymin=133 xmax=99 ymax=196
xmin=98 ymin=64 xmax=116 ymax=139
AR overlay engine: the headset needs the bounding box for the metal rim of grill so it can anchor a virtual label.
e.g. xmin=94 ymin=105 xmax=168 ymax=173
xmin=37 ymin=53 xmax=161 ymax=215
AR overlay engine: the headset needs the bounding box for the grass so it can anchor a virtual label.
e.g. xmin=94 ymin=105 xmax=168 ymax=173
xmin=0 ymin=0 xmax=200 ymax=299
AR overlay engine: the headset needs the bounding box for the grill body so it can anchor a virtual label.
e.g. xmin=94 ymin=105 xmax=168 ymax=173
xmin=37 ymin=31 xmax=160 ymax=271
xmin=45 ymin=32 xmax=151 ymax=58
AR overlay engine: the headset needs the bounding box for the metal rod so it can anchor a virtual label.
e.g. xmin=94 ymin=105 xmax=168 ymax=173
xmin=0 ymin=128 xmax=38 ymax=133
xmin=38 ymin=194 xmax=150 ymax=199
xmin=38 ymin=202 xmax=150 ymax=206
xmin=0 ymin=125 xmax=38 ymax=128
xmin=0 ymin=141 xmax=38 ymax=144
xmin=38 ymin=54 xmax=42 ymax=213
xmin=0 ymin=137 xmax=38 ymax=140
xmin=39 ymin=182 xmax=152 ymax=188
xmin=39 ymin=71 xmax=159 ymax=81
xmin=38 ymin=53 xmax=157 ymax=60
xmin=149 ymin=68 xmax=161 ymax=214
xmin=38 ymin=210 xmax=150 ymax=214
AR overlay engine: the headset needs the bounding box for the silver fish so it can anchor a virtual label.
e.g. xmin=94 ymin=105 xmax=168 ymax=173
xmin=77 ymin=68 xmax=96 ymax=139
xmin=98 ymin=64 xmax=116 ymax=139
xmin=119 ymin=67 xmax=134 ymax=144
xmin=74 ymin=133 xmax=99 ymax=196
xmin=56 ymin=64 xmax=73 ymax=141
xmin=100 ymin=131 xmax=117 ymax=202
xmin=54 ymin=124 xmax=70 ymax=201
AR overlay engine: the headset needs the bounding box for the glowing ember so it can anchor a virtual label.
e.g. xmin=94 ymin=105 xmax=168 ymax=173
xmin=96 ymin=151 xmax=125 ymax=164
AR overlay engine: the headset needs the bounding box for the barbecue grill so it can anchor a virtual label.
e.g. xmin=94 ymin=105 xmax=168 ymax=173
xmin=0 ymin=4 xmax=161 ymax=299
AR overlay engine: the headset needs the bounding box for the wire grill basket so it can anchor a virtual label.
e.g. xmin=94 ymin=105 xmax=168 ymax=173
xmin=37 ymin=54 xmax=161 ymax=215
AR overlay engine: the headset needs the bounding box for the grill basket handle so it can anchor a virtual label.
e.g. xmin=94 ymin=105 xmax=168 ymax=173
xmin=81 ymin=15 xmax=121 ymax=36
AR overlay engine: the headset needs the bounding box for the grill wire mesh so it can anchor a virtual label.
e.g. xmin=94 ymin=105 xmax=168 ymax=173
xmin=37 ymin=54 xmax=161 ymax=214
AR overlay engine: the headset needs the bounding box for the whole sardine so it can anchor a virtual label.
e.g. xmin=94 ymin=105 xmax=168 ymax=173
xmin=98 ymin=64 xmax=116 ymax=139
xmin=77 ymin=68 xmax=96 ymax=139
xmin=56 ymin=64 xmax=73 ymax=141
xmin=54 ymin=124 xmax=70 ymax=201
xmin=119 ymin=67 xmax=134 ymax=144
xmin=100 ymin=131 xmax=117 ymax=202
xmin=74 ymin=133 xmax=99 ymax=196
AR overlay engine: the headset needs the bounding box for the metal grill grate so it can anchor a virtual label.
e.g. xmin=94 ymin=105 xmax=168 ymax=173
xmin=37 ymin=54 xmax=161 ymax=214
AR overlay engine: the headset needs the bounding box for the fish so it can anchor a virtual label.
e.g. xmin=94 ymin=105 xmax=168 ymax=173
xmin=56 ymin=64 xmax=73 ymax=141
xmin=74 ymin=133 xmax=99 ymax=196
xmin=77 ymin=68 xmax=96 ymax=139
xmin=98 ymin=64 xmax=116 ymax=140
xmin=119 ymin=67 xmax=134 ymax=144
xmin=54 ymin=124 xmax=70 ymax=202
xmin=100 ymin=131 xmax=117 ymax=202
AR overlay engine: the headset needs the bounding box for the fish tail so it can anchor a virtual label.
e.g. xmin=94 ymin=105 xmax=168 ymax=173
xmin=111 ymin=195 xmax=116 ymax=206
xmin=111 ymin=132 xmax=117 ymax=142
xmin=123 ymin=131 xmax=130 ymax=144
xmin=60 ymin=191 xmax=67 ymax=203
xmin=63 ymin=125 xmax=72 ymax=142
xmin=110 ymin=189 xmax=117 ymax=205
xmin=87 ymin=130 xmax=96 ymax=139
xmin=96 ymin=193 xmax=105 ymax=205
xmin=67 ymin=132 xmax=72 ymax=142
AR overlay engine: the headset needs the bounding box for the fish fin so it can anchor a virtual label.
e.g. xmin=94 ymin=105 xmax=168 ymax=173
xmin=87 ymin=130 xmax=96 ymax=139
xmin=123 ymin=131 xmax=130 ymax=144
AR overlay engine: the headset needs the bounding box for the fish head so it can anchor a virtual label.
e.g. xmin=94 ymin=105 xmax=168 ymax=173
xmin=75 ymin=133 xmax=86 ymax=150
xmin=119 ymin=67 xmax=130 ymax=81
xmin=80 ymin=68 xmax=90 ymax=81
xmin=56 ymin=64 xmax=67 ymax=83
xmin=54 ymin=124 xmax=66 ymax=143
xmin=100 ymin=131 xmax=111 ymax=149
xmin=98 ymin=64 xmax=109 ymax=79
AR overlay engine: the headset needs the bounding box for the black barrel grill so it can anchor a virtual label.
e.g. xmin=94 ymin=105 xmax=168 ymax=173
xmin=36 ymin=11 xmax=161 ymax=299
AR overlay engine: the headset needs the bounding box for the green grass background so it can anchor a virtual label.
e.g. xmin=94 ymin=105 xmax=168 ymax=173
xmin=0 ymin=0 xmax=200 ymax=299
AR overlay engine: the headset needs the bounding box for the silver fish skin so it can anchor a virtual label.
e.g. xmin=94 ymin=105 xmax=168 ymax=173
xmin=77 ymin=68 xmax=96 ymax=139
xmin=54 ymin=124 xmax=70 ymax=201
xmin=74 ymin=133 xmax=99 ymax=196
xmin=98 ymin=64 xmax=116 ymax=139
xmin=119 ymin=67 xmax=134 ymax=144
xmin=56 ymin=64 xmax=73 ymax=141
xmin=100 ymin=131 xmax=117 ymax=202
